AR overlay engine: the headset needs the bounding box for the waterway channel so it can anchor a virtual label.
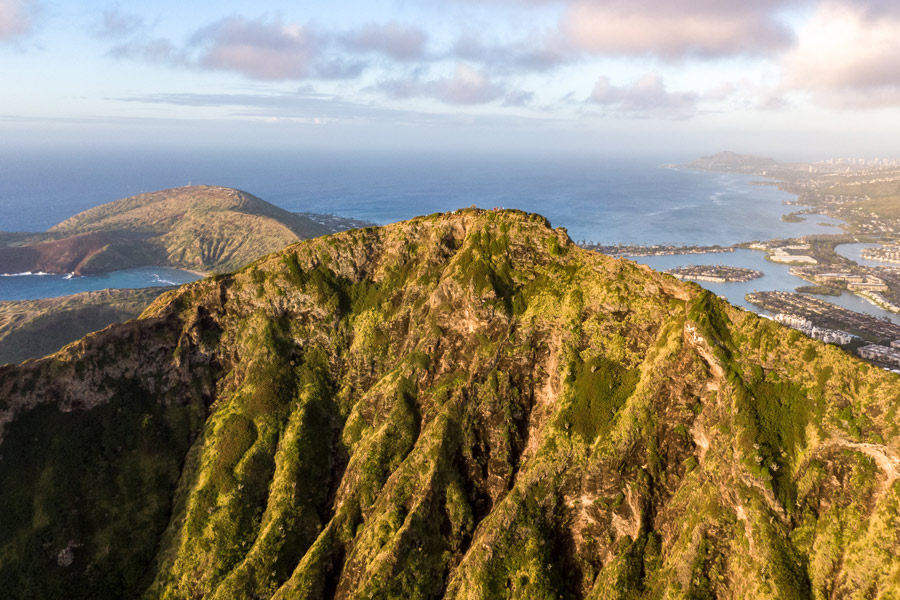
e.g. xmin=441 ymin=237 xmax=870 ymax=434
xmin=631 ymin=248 xmax=900 ymax=325
xmin=835 ymin=242 xmax=895 ymax=268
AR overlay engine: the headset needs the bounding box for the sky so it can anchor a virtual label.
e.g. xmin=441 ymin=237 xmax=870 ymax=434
xmin=3 ymin=0 xmax=900 ymax=159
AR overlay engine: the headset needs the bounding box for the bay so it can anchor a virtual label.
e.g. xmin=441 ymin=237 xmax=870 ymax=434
xmin=0 ymin=267 xmax=200 ymax=301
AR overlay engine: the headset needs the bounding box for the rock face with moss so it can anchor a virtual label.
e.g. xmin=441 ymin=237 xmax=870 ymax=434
xmin=1 ymin=209 xmax=899 ymax=599
xmin=0 ymin=186 xmax=330 ymax=275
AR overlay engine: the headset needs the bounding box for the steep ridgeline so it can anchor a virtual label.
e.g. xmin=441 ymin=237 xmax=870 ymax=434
xmin=0 ymin=288 xmax=169 ymax=365
xmin=1 ymin=210 xmax=899 ymax=599
xmin=0 ymin=186 xmax=329 ymax=275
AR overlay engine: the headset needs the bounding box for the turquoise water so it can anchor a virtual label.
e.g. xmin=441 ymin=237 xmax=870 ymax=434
xmin=0 ymin=267 xmax=201 ymax=301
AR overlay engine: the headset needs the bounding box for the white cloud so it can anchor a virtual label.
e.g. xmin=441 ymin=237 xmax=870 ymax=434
xmin=341 ymin=22 xmax=428 ymax=61
xmin=589 ymin=73 xmax=702 ymax=118
xmin=0 ymin=0 xmax=36 ymax=41
xmin=783 ymin=1 xmax=900 ymax=107
xmin=192 ymin=16 xmax=329 ymax=80
xmin=376 ymin=63 xmax=526 ymax=105
xmin=564 ymin=0 xmax=796 ymax=59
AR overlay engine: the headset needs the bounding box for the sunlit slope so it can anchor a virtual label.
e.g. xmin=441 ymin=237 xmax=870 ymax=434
xmin=0 ymin=186 xmax=330 ymax=275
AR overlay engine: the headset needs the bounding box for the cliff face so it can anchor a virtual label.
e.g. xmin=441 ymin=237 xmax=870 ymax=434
xmin=0 ymin=210 xmax=899 ymax=599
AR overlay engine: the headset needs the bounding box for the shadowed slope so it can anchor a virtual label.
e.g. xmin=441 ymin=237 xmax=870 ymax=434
xmin=0 ymin=288 xmax=168 ymax=365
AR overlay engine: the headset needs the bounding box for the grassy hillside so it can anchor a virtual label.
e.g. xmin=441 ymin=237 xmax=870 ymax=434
xmin=0 ymin=288 xmax=167 ymax=365
xmin=0 ymin=186 xmax=330 ymax=275
xmin=1 ymin=209 xmax=899 ymax=599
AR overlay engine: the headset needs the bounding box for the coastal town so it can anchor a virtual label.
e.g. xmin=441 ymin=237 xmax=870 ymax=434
xmin=584 ymin=152 xmax=900 ymax=369
xmin=746 ymin=291 xmax=900 ymax=368
xmin=862 ymin=245 xmax=900 ymax=264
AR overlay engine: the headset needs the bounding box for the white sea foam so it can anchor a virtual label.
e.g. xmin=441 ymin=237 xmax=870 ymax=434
xmin=0 ymin=271 xmax=52 ymax=277
xmin=152 ymin=274 xmax=179 ymax=286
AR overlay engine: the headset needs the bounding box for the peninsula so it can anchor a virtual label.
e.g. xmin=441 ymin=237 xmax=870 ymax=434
xmin=0 ymin=287 xmax=168 ymax=364
xmin=580 ymin=242 xmax=734 ymax=257
xmin=665 ymin=264 xmax=762 ymax=283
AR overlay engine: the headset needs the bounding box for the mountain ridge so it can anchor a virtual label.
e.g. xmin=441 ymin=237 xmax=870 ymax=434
xmin=0 ymin=208 xmax=898 ymax=599
xmin=0 ymin=287 xmax=169 ymax=365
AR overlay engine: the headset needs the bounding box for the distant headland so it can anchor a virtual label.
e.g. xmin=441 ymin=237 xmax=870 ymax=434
xmin=0 ymin=186 xmax=371 ymax=277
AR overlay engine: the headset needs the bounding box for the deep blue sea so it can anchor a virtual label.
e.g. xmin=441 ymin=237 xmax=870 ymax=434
xmin=0 ymin=148 xmax=836 ymax=244
xmin=0 ymin=148 xmax=874 ymax=312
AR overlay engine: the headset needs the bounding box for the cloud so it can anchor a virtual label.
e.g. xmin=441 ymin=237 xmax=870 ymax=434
xmin=341 ymin=22 xmax=428 ymax=61
xmin=0 ymin=0 xmax=36 ymax=41
xmin=110 ymin=15 xmax=367 ymax=81
xmin=563 ymin=0 xmax=797 ymax=59
xmin=190 ymin=16 xmax=360 ymax=80
xmin=114 ymin=90 xmax=548 ymax=131
xmin=588 ymin=73 xmax=701 ymax=118
xmin=782 ymin=1 xmax=900 ymax=107
xmin=442 ymin=0 xmax=802 ymax=59
xmin=117 ymin=90 xmax=416 ymax=122
xmin=94 ymin=9 xmax=144 ymax=38
xmin=451 ymin=33 xmax=568 ymax=72
xmin=432 ymin=64 xmax=506 ymax=104
xmin=106 ymin=16 xmax=438 ymax=81
xmin=503 ymin=89 xmax=535 ymax=107
xmin=377 ymin=63 xmax=527 ymax=105
xmin=109 ymin=38 xmax=187 ymax=66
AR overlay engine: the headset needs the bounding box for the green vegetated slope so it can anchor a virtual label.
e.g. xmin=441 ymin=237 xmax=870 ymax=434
xmin=49 ymin=185 xmax=330 ymax=273
xmin=0 ymin=186 xmax=330 ymax=276
xmin=1 ymin=209 xmax=899 ymax=599
xmin=0 ymin=288 xmax=167 ymax=365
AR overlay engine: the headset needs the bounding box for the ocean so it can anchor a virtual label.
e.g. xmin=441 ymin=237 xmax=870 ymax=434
xmin=0 ymin=148 xmax=879 ymax=315
xmin=0 ymin=148 xmax=836 ymax=243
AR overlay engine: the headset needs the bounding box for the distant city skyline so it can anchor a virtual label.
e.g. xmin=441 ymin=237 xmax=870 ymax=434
xmin=3 ymin=0 xmax=900 ymax=159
